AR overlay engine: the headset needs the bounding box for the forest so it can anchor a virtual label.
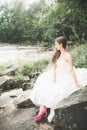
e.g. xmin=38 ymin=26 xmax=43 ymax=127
xmin=0 ymin=0 xmax=87 ymax=46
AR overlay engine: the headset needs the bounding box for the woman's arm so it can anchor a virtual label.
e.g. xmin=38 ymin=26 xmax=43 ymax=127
xmin=67 ymin=54 xmax=83 ymax=88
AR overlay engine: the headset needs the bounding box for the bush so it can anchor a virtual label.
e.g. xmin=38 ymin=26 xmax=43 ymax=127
xmin=20 ymin=63 xmax=33 ymax=75
xmin=0 ymin=63 xmax=12 ymax=75
xmin=71 ymin=44 xmax=87 ymax=68
xmin=14 ymin=75 xmax=26 ymax=88
xmin=20 ymin=59 xmax=49 ymax=75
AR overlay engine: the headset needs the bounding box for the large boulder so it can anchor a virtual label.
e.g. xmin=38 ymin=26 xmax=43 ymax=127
xmin=53 ymin=86 xmax=87 ymax=130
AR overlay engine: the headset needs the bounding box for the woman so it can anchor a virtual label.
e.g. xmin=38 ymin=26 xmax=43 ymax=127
xmin=29 ymin=36 xmax=87 ymax=122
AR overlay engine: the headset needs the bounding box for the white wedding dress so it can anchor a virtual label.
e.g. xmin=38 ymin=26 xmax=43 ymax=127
xmin=29 ymin=59 xmax=87 ymax=122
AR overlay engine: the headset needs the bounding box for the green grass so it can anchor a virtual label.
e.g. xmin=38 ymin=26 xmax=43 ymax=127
xmin=19 ymin=58 xmax=49 ymax=75
xmin=0 ymin=63 xmax=12 ymax=74
xmin=14 ymin=75 xmax=26 ymax=87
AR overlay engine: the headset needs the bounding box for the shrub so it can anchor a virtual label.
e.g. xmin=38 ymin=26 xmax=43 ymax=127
xmin=20 ymin=59 xmax=49 ymax=75
xmin=14 ymin=75 xmax=26 ymax=87
xmin=71 ymin=44 xmax=87 ymax=68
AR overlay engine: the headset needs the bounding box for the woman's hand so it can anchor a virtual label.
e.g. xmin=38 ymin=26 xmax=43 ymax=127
xmin=76 ymin=82 xmax=84 ymax=89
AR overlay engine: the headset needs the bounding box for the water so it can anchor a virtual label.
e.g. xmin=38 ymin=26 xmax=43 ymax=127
xmin=0 ymin=44 xmax=52 ymax=65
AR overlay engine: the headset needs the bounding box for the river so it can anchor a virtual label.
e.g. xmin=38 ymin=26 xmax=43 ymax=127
xmin=0 ymin=44 xmax=53 ymax=65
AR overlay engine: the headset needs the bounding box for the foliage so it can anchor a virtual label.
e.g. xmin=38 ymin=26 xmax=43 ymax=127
xmin=14 ymin=74 xmax=27 ymax=88
xmin=69 ymin=123 xmax=78 ymax=130
xmin=56 ymin=0 xmax=87 ymax=41
xmin=71 ymin=44 xmax=87 ymax=68
xmin=0 ymin=0 xmax=87 ymax=44
xmin=15 ymin=75 xmax=25 ymax=83
xmin=0 ymin=63 xmax=12 ymax=74
xmin=0 ymin=65 xmax=5 ymax=73
xmin=20 ymin=59 xmax=49 ymax=75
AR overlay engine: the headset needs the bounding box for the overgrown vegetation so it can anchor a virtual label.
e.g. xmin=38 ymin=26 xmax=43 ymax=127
xmin=0 ymin=58 xmax=50 ymax=91
xmin=19 ymin=59 xmax=49 ymax=75
xmin=14 ymin=75 xmax=27 ymax=87
xmin=0 ymin=63 xmax=12 ymax=75
xmin=0 ymin=0 xmax=87 ymax=45
xmin=69 ymin=123 xmax=78 ymax=130
xmin=71 ymin=44 xmax=87 ymax=68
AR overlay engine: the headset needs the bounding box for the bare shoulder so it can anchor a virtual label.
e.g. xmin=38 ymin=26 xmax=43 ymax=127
xmin=65 ymin=52 xmax=72 ymax=61
xmin=65 ymin=52 xmax=71 ymax=58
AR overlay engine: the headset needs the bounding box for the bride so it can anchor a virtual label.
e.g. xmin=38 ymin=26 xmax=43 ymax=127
xmin=29 ymin=36 xmax=87 ymax=122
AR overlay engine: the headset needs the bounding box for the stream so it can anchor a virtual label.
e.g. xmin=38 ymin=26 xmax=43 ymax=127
xmin=0 ymin=44 xmax=52 ymax=65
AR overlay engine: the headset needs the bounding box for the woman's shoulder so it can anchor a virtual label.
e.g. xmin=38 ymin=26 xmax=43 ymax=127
xmin=65 ymin=52 xmax=71 ymax=58
xmin=65 ymin=52 xmax=72 ymax=61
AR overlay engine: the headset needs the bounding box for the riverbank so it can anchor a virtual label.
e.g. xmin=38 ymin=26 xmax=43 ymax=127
xmin=0 ymin=44 xmax=87 ymax=130
xmin=0 ymin=44 xmax=53 ymax=95
xmin=0 ymin=44 xmax=53 ymax=65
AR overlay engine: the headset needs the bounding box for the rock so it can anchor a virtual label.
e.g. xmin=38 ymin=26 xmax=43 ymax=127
xmin=0 ymin=88 xmax=53 ymax=130
xmin=53 ymin=86 xmax=87 ymax=130
xmin=39 ymin=123 xmax=54 ymax=130
xmin=0 ymin=66 xmax=18 ymax=76
xmin=0 ymin=106 xmax=37 ymax=130
xmin=55 ymin=87 xmax=87 ymax=109
xmin=0 ymin=75 xmax=30 ymax=91
xmin=17 ymin=99 xmax=35 ymax=108
xmin=22 ymin=82 xmax=34 ymax=90
xmin=29 ymin=72 xmax=41 ymax=78
xmin=0 ymin=75 xmax=10 ymax=87
xmin=0 ymin=88 xmax=33 ymax=107
xmin=0 ymin=88 xmax=23 ymax=106
xmin=14 ymin=89 xmax=35 ymax=108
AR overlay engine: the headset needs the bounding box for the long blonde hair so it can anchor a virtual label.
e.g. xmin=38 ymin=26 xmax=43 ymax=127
xmin=52 ymin=36 xmax=67 ymax=64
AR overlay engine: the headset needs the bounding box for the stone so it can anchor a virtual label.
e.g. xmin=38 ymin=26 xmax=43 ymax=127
xmin=22 ymin=82 xmax=34 ymax=90
xmin=0 ymin=66 xmax=18 ymax=76
xmin=0 ymin=75 xmax=30 ymax=91
xmin=0 ymin=75 xmax=10 ymax=86
xmin=0 ymin=88 xmax=23 ymax=106
xmin=15 ymin=89 xmax=35 ymax=108
xmin=54 ymin=86 xmax=87 ymax=130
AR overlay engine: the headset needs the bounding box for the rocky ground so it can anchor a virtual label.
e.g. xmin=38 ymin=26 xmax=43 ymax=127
xmin=0 ymin=85 xmax=87 ymax=130
xmin=0 ymin=44 xmax=87 ymax=130
xmin=0 ymin=88 xmax=54 ymax=130
xmin=0 ymin=44 xmax=54 ymax=130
